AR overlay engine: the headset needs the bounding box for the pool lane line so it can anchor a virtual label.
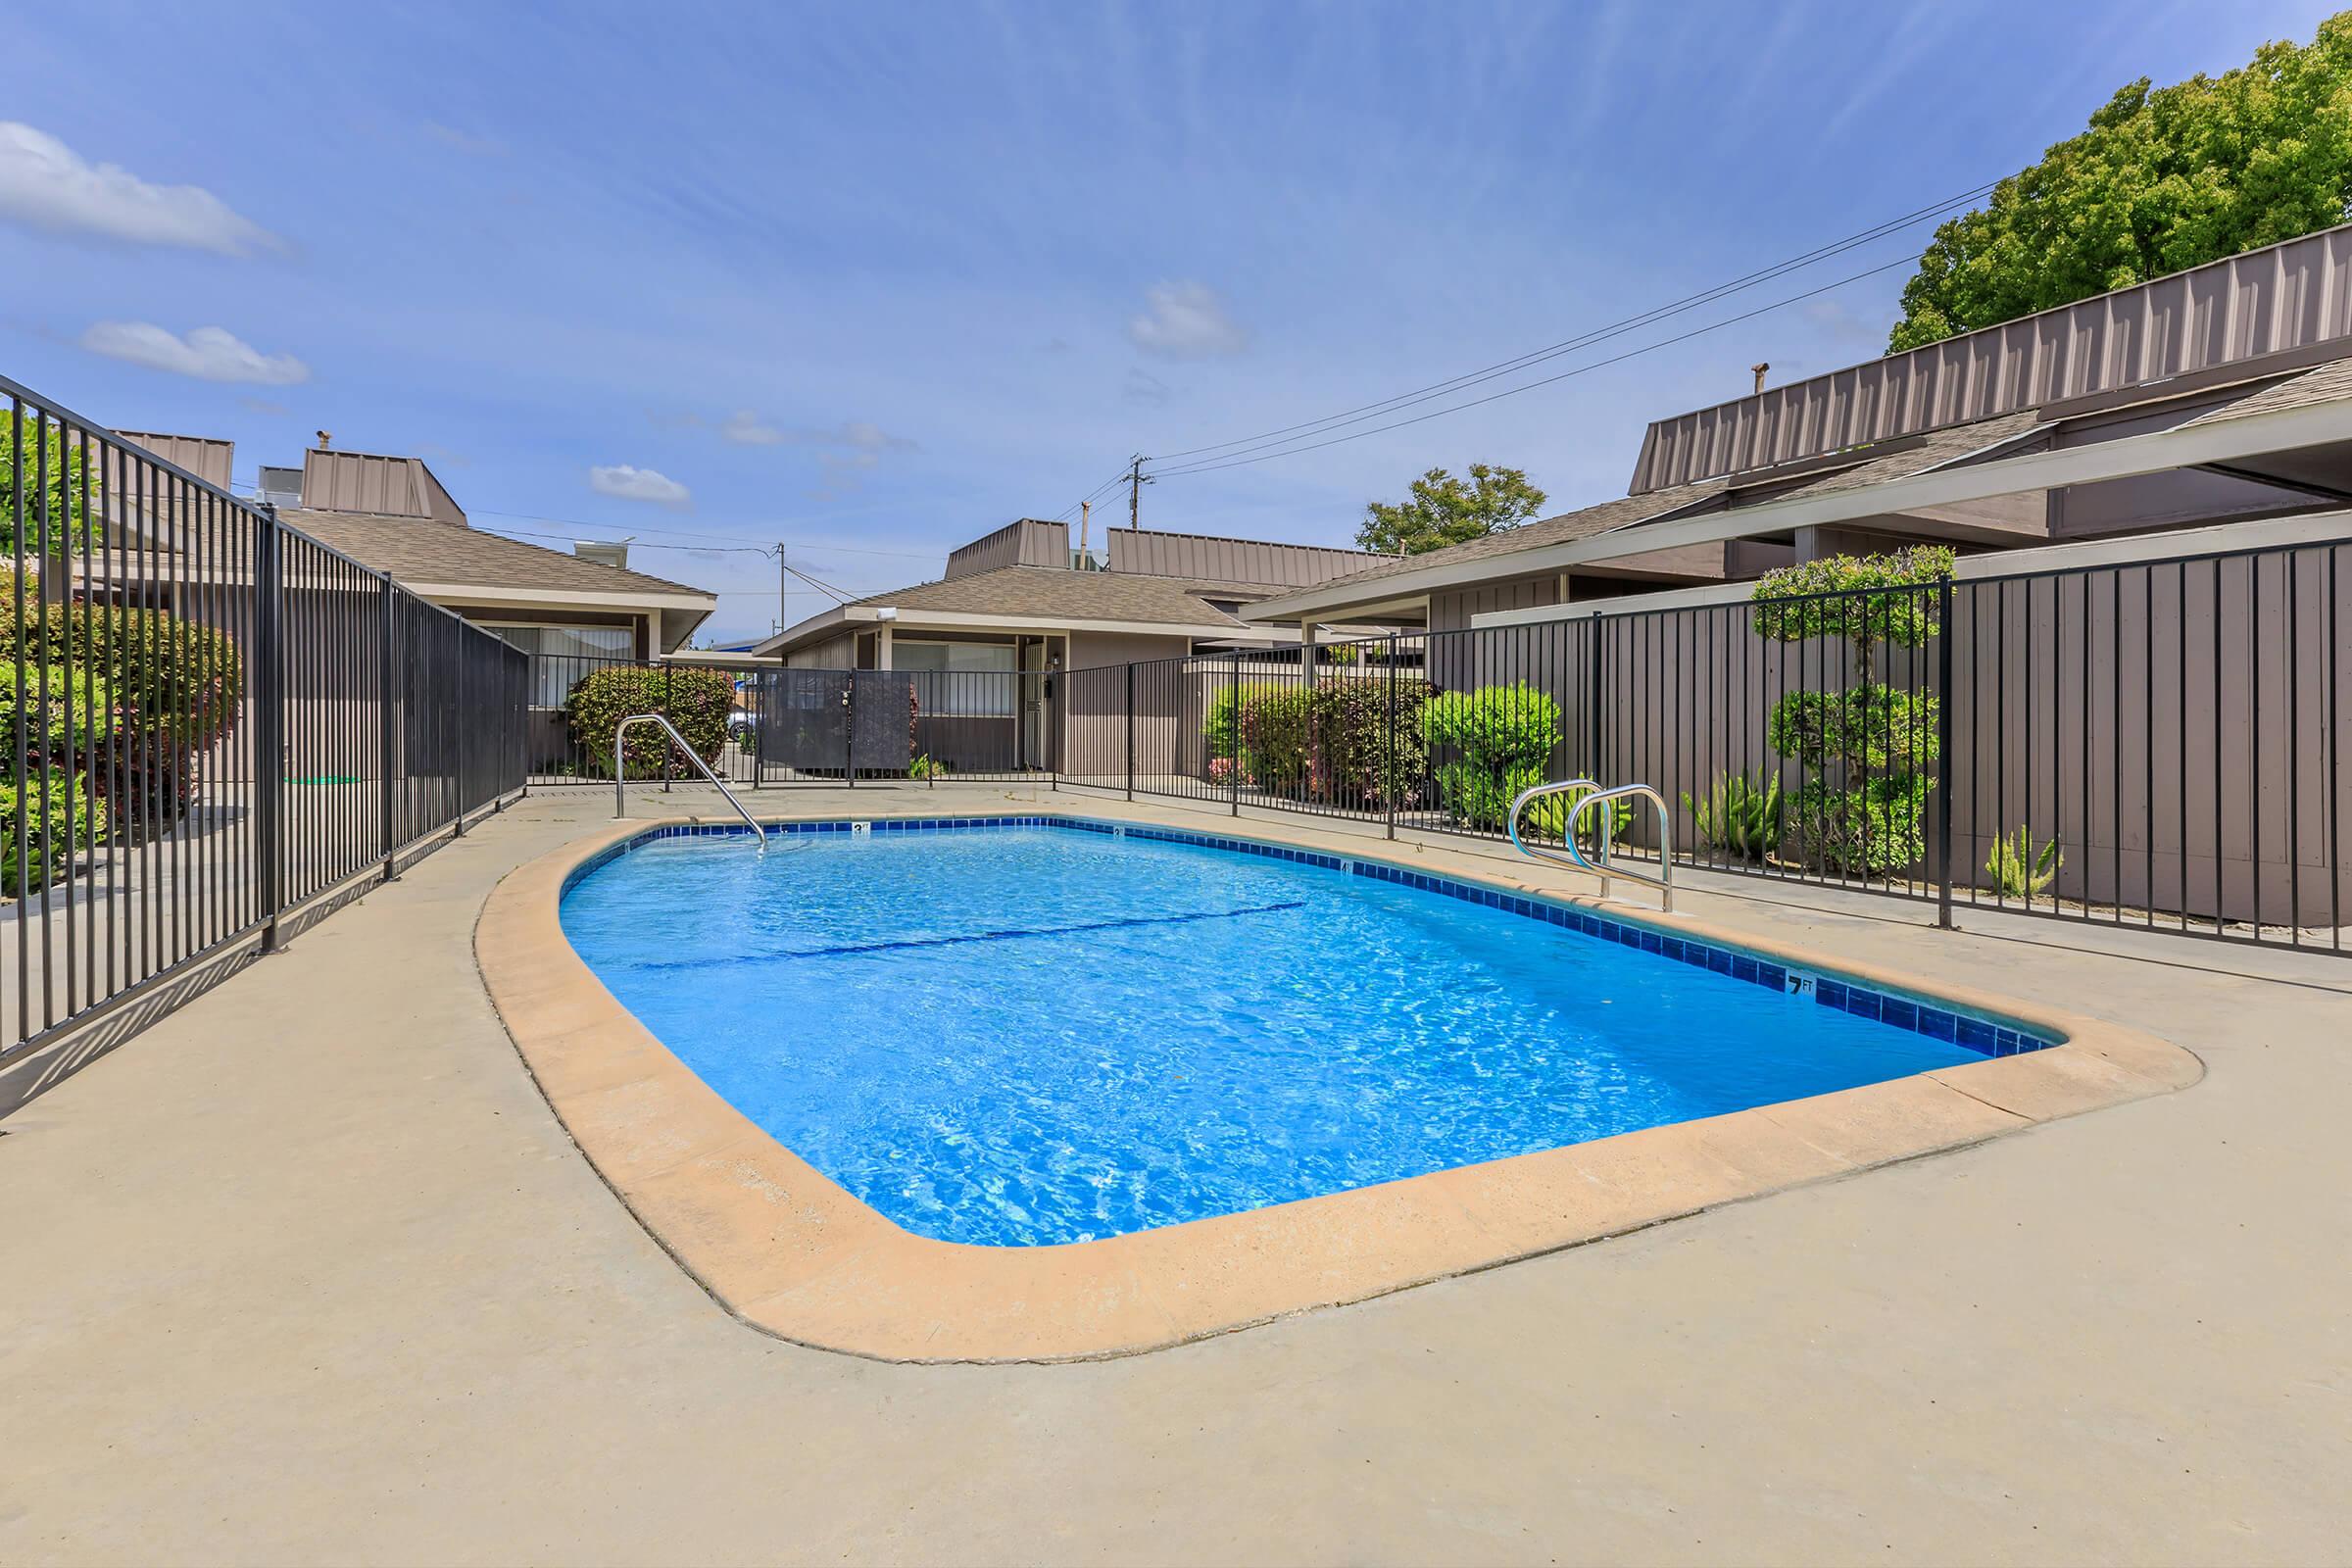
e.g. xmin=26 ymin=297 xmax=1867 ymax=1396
xmin=611 ymin=900 xmax=1311 ymax=970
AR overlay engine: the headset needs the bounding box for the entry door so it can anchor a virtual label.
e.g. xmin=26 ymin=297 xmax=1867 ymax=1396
xmin=1019 ymin=639 xmax=1047 ymax=768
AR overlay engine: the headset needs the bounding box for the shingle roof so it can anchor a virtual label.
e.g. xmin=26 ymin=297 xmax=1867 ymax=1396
xmin=1297 ymin=479 xmax=1731 ymax=594
xmin=281 ymin=511 xmax=712 ymax=600
xmin=2182 ymin=357 xmax=2352 ymax=425
xmin=845 ymin=564 xmax=1256 ymax=626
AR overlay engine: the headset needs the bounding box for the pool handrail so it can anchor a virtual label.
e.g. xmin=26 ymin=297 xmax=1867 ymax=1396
xmin=1507 ymin=777 xmax=1674 ymax=913
xmin=613 ymin=712 xmax=765 ymax=854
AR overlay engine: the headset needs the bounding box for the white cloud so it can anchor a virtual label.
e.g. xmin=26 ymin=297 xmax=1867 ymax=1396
xmin=79 ymin=321 xmax=310 ymax=384
xmin=713 ymin=410 xmax=918 ymax=461
xmin=1127 ymin=281 xmax=1250 ymax=359
xmin=718 ymin=409 xmax=784 ymax=445
xmin=0 ymin=122 xmax=280 ymax=256
xmin=588 ymin=464 xmax=692 ymax=508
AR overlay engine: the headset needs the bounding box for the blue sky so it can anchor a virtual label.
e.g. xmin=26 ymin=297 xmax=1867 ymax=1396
xmin=2 ymin=0 xmax=2339 ymax=640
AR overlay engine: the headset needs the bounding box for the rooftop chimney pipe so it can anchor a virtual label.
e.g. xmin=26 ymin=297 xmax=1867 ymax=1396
xmin=1750 ymin=363 xmax=1769 ymax=395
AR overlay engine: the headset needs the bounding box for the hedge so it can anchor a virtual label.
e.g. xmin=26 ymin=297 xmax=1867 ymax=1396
xmin=564 ymin=664 xmax=734 ymax=779
xmin=1421 ymin=682 xmax=1561 ymax=830
xmin=1213 ymin=676 xmax=1430 ymax=806
xmin=0 ymin=662 xmax=111 ymax=894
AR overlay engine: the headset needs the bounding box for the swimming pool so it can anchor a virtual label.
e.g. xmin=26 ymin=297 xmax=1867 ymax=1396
xmin=560 ymin=817 xmax=2052 ymax=1248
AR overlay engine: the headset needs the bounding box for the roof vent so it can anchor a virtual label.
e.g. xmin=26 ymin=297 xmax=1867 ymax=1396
xmin=573 ymin=539 xmax=631 ymax=568
xmin=257 ymin=466 xmax=303 ymax=508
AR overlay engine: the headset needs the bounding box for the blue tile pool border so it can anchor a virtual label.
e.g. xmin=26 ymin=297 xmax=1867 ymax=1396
xmin=569 ymin=814 xmax=2061 ymax=1061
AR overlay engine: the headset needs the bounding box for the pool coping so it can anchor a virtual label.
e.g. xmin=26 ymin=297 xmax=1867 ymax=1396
xmin=475 ymin=808 xmax=2203 ymax=1364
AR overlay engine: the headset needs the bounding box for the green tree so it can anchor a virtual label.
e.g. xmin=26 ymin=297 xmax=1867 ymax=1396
xmin=1357 ymin=465 xmax=1546 ymax=556
xmin=0 ymin=412 xmax=101 ymax=558
xmin=1887 ymin=12 xmax=2352 ymax=353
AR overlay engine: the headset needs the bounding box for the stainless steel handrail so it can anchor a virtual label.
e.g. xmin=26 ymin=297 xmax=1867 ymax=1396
xmin=1507 ymin=778 xmax=1674 ymax=913
xmin=613 ymin=712 xmax=765 ymax=854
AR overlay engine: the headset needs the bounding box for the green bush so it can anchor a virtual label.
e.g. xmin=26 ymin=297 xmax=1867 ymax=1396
xmin=1210 ymin=677 xmax=1431 ymax=806
xmin=1310 ymin=675 xmax=1428 ymax=807
xmin=564 ymin=665 xmax=734 ymax=780
xmin=1235 ymin=687 xmax=1317 ymax=795
xmin=1683 ymin=770 xmax=1784 ymax=861
xmin=1748 ymin=546 xmax=1954 ymax=654
xmin=1750 ymin=548 xmax=1952 ymax=875
xmin=1421 ymin=682 xmax=1561 ymax=829
xmin=1781 ymin=776 xmax=1930 ymax=876
xmin=1202 ymin=681 xmax=1286 ymax=762
xmin=0 ymin=662 xmax=111 ymax=894
xmin=0 ymin=575 xmax=246 ymax=839
xmin=1763 ymin=687 xmax=1938 ymax=773
xmin=0 ymin=770 xmax=104 ymax=895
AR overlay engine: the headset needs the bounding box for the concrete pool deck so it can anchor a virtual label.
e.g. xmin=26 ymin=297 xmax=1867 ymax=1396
xmin=482 ymin=810 xmax=2195 ymax=1363
xmin=4 ymin=781 xmax=2349 ymax=1565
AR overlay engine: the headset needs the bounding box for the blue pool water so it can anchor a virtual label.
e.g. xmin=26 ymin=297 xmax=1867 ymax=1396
xmin=561 ymin=820 xmax=1993 ymax=1247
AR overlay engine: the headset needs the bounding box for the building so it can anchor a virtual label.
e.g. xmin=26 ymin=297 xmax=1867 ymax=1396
xmin=753 ymin=516 xmax=1393 ymax=771
xmin=1243 ymin=221 xmax=2352 ymax=639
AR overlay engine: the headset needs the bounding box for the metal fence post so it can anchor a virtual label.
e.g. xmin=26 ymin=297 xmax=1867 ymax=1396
xmin=1385 ymin=640 xmax=1397 ymax=841
xmin=453 ymin=629 xmax=467 ymax=837
xmin=662 ymin=661 xmax=674 ymax=793
xmin=255 ymin=505 xmax=285 ymax=953
xmin=1125 ymin=662 xmax=1136 ymax=802
xmin=380 ymin=577 xmax=398 ymax=882
xmin=1936 ymin=573 xmax=1955 ymax=929
xmin=1229 ymin=652 xmax=1242 ymax=816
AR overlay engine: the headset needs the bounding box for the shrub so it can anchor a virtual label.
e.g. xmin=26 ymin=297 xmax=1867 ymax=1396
xmin=1310 ymin=676 xmax=1429 ymax=808
xmin=0 ymin=579 xmax=246 ymax=839
xmin=1421 ymin=681 xmax=1561 ymax=829
xmin=1763 ymin=687 xmax=1938 ymax=773
xmin=909 ymin=753 xmax=949 ymax=781
xmin=1751 ymin=548 xmax=1952 ymax=875
xmin=0 ymin=662 xmax=111 ymax=894
xmin=1985 ymin=826 xmax=2062 ymax=899
xmin=564 ymin=664 xmax=734 ymax=779
xmin=1781 ymin=776 xmax=1930 ymax=876
xmin=1202 ymin=681 xmax=1286 ymax=762
xmin=1236 ymin=686 xmax=1317 ymax=794
xmin=1683 ymin=770 xmax=1784 ymax=861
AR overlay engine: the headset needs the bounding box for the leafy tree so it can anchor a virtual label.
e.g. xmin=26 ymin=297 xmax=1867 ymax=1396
xmin=1887 ymin=13 xmax=2352 ymax=352
xmin=0 ymin=412 xmax=100 ymax=558
xmin=1357 ymin=465 xmax=1546 ymax=556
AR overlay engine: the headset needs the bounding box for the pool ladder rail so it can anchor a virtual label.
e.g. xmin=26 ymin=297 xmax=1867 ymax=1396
xmin=612 ymin=712 xmax=769 ymax=855
xmin=1506 ymin=777 xmax=1674 ymax=913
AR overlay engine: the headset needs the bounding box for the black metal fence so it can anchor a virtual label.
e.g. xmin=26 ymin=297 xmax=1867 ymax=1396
xmin=3 ymin=372 xmax=529 ymax=1060
xmin=524 ymin=659 xmax=1046 ymax=785
xmin=1062 ymin=534 xmax=2349 ymax=957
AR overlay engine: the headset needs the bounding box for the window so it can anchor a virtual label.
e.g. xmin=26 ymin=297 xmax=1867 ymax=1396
xmin=486 ymin=624 xmax=636 ymax=707
xmin=896 ymin=640 xmax=1017 ymax=716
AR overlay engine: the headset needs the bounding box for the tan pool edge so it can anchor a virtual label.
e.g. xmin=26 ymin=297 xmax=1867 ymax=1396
xmin=474 ymin=809 xmax=2202 ymax=1364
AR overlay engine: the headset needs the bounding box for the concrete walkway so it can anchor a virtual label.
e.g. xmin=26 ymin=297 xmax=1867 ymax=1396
xmin=3 ymin=783 xmax=2347 ymax=1567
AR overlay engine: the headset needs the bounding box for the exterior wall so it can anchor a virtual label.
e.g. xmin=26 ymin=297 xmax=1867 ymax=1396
xmin=1102 ymin=527 xmax=1375 ymax=588
xmin=1060 ymin=630 xmax=1193 ymax=783
xmin=1631 ymin=222 xmax=2352 ymax=491
xmin=945 ymin=518 xmax=1067 ymax=578
xmin=300 ymin=450 xmax=466 ymax=523
xmin=786 ymin=629 xmax=857 ymax=669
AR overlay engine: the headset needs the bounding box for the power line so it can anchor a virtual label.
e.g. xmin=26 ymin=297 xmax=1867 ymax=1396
xmin=1144 ymin=180 xmax=1998 ymax=467
xmin=1151 ymin=251 xmax=1926 ymax=479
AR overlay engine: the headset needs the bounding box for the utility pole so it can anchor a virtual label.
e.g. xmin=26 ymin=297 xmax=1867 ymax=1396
xmin=1126 ymin=454 xmax=1152 ymax=532
xmin=774 ymin=543 xmax=788 ymax=635
xmin=1079 ymin=500 xmax=1090 ymax=562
